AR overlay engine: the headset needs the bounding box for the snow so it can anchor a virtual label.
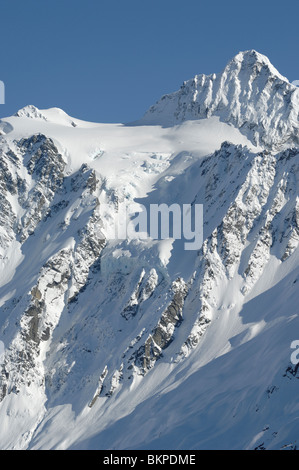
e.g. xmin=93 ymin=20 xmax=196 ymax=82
xmin=0 ymin=50 xmax=298 ymax=450
xmin=138 ymin=50 xmax=299 ymax=151
xmin=157 ymin=238 xmax=174 ymax=267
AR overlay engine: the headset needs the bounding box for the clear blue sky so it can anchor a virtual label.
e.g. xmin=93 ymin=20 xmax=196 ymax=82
xmin=0 ymin=0 xmax=298 ymax=123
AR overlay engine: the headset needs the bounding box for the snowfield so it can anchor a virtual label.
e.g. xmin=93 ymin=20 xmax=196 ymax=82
xmin=0 ymin=50 xmax=298 ymax=450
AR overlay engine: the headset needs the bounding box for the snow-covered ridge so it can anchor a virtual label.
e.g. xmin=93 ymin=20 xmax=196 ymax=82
xmin=14 ymin=105 xmax=83 ymax=128
xmin=138 ymin=50 xmax=299 ymax=150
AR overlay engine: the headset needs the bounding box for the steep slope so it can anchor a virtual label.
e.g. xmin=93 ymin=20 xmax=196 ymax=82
xmin=0 ymin=50 xmax=298 ymax=450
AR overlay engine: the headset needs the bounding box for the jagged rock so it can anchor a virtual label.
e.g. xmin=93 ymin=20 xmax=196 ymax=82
xmin=132 ymin=278 xmax=188 ymax=374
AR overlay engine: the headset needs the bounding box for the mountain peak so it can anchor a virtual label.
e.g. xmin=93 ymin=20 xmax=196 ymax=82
xmin=15 ymin=105 xmax=48 ymax=120
xmin=233 ymin=49 xmax=271 ymax=64
xmin=226 ymin=49 xmax=288 ymax=81
xmin=138 ymin=50 xmax=298 ymax=150
xmin=232 ymin=49 xmax=271 ymax=65
xmin=14 ymin=105 xmax=79 ymax=127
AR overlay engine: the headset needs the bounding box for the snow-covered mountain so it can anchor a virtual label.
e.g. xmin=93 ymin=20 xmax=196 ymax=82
xmin=139 ymin=50 xmax=299 ymax=151
xmin=0 ymin=50 xmax=298 ymax=450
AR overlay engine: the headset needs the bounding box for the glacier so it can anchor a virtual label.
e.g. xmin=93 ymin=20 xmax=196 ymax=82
xmin=0 ymin=50 xmax=298 ymax=450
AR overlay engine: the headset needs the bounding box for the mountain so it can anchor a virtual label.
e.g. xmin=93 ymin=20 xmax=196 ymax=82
xmin=138 ymin=50 xmax=299 ymax=151
xmin=0 ymin=50 xmax=298 ymax=450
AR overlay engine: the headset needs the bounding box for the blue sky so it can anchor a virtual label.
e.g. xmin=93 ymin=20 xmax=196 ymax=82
xmin=0 ymin=0 xmax=298 ymax=123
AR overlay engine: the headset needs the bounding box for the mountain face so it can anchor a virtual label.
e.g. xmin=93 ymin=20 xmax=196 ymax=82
xmin=0 ymin=50 xmax=299 ymax=450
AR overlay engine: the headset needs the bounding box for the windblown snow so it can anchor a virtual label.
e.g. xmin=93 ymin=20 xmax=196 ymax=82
xmin=0 ymin=50 xmax=298 ymax=450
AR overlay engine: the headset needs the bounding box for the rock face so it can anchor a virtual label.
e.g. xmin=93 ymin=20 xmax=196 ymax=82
xmin=132 ymin=278 xmax=188 ymax=374
xmin=0 ymin=135 xmax=105 ymax=405
xmin=0 ymin=51 xmax=298 ymax=450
